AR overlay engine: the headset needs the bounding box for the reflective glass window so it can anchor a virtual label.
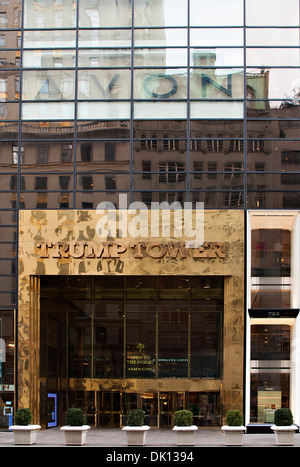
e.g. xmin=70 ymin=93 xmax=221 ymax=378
xmin=134 ymin=69 xmax=187 ymax=99
xmin=134 ymin=0 xmax=188 ymax=27
xmin=190 ymin=102 xmax=243 ymax=119
xmin=134 ymin=48 xmax=187 ymax=67
xmin=77 ymin=120 xmax=130 ymax=139
xmin=134 ymin=28 xmax=187 ymax=47
xmin=134 ymin=101 xmax=187 ymax=119
xmin=247 ymin=69 xmax=300 ymax=101
xmin=190 ymin=69 xmax=244 ymax=99
xmin=78 ymin=0 xmax=132 ymax=28
xmin=77 ymin=101 xmax=130 ymax=120
xmin=78 ymin=49 xmax=132 ymax=68
xmin=190 ymin=28 xmax=243 ymax=47
xmin=190 ymin=0 xmax=244 ymax=26
xmin=190 ymin=49 xmax=243 ymax=67
xmin=78 ymin=70 xmax=131 ymax=100
xmin=22 ymin=70 xmax=75 ymax=101
xmin=247 ymin=48 xmax=300 ymax=67
xmin=23 ymin=30 xmax=76 ymax=49
xmin=23 ymin=50 xmax=76 ymax=68
xmin=78 ymin=29 xmax=132 ymax=48
xmin=24 ymin=0 xmax=77 ymax=29
xmin=22 ymin=102 xmax=75 ymax=120
xmin=246 ymin=0 xmax=299 ymax=26
xmin=247 ymin=28 xmax=300 ymax=46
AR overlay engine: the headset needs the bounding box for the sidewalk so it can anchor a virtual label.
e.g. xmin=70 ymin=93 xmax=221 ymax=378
xmin=0 ymin=427 xmax=299 ymax=447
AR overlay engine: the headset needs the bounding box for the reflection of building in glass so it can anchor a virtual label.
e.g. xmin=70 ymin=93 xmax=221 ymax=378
xmin=1 ymin=0 xmax=300 ymax=434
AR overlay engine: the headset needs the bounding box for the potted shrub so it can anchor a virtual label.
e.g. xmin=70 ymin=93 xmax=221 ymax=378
xmin=271 ymin=408 xmax=297 ymax=445
xmin=221 ymin=410 xmax=246 ymax=446
xmin=172 ymin=410 xmax=198 ymax=446
xmin=60 ymin=408 xmax=90 ymax=446
xmin=122 ymin=409 xmax=150 ymax=446
xmin=9 ymin=408 xmax=41 ymax=445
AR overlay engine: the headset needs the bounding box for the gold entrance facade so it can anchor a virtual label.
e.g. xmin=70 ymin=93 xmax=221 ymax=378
xmin=18 ymin=209 xmax=244 ymax=428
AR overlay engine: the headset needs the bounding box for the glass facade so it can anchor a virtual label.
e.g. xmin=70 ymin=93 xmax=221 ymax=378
xmin=0 ymin=0 xmax=299 ymax=307
xmin=0 ymin=0 xmax=300 ymax=429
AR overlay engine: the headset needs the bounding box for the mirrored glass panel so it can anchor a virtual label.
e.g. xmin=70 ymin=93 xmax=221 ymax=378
xmin=134 ymin=69 xmax=187 ymax=99
xmin=246 ymin=0 xmax=299 ymax=26
xmin=78 ymin=0 xmax=132 ymax=28
xmin=0 ymin=141 xmax=19 ymax=170
xmin=247 ymin=28 xmax=300 ymax=46
xmin=190 ymin=48 xmax=243 ymax=67
xmin=190 ymin=0 xmax=243 ymax=26
xmin=0 ymin=103 xmax=19 ymax=120
xmin=77 ymin=140 xmax=130 ymax=169
xmin=190 ymin=102 xmax=243 ymax=119
xmin=134 ymin=0 xmax=188 ymax=27
xmin=190 ymin=69 xmax=244 ymax=99
xmin=76 ymin=173 xmax=130 ymax=191
xmin=77 ymin=120 xmax=130 ymax=139
xmin=78 ymin=69 xmax=131 ymax=100
xmin=21 ymin=121 xmax=75 ymax=139
xmin=23 ymin=30 xmax=76 ymax=49
xmin=21 ymin=141 xmax=74 ymax=170
xmin=78 ymin=49 xmax=131 ymax=68
xmin=22 ymin=70 xmax=75 ymax=101
xmin=78 ymin=29 xmax=132 ymax=48
xmin=248 ymin=119 xmax=300 ymax=138
xmin=21 ymin=191 xmax=74 ymax=209
xmin=0 ymin=31 xmax=21 ymax=49
xmin=190 ymin=28 xmax=243 ymax=47
xmin=22 ymin=102 xmax=75 ymax=120
xmin=0 ymin=71 xmax=20 ymax=102
xmin=77 ymin=102 xmax=130 ymax=120
xmin=134 ymin=48 xmax=187 ymax=67
xmin=247 ymin=69 xmax=300 ymax=101
xmin=24 ymin=0 xmax=77 ymax=29
xmin=134 ymin=28 xmax=187 ymax=47
xmin=247 ymin=190 xmax=300 ymax=209
xmin=247 ymin=48 xmax=300 ymax=67
xmin=134 ymin=102 xmax=187 ymax=119
xmin=75 ymin=191 xmax=129 ymax=209
xmin=23 ymin=50 xmax=76 ymax=68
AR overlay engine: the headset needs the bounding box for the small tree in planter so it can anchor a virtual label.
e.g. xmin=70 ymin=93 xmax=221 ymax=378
xmin=221 ymin=410 xmax=246 ymax=446
xmin=9 ymin=408 xmax=41 ymax=445
xmin=271 ymin=408 xmax=297 ymax=446
xmin=122 ymin=409 xmax=150 ymax=446
xmin=172 ymin=410 xmax=198 ymax=446
xmin=60 ymin=408 xmax=90 ymax=446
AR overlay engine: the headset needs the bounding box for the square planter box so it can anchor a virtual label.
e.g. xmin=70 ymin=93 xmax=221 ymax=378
xmin=122 ymin=426 xmax=150 ymax=446
xmin=221 ymin=425 xmax=246 ymax=446
xmin=9 ymin=425 xmax=41 ymax=445
xmin=172 ymin=426 xmax=198 ymax=446
xmin=271 ymin=425 xmax=298 ymax=446
xmin=60 ymin=425 xmax=91 ymax=446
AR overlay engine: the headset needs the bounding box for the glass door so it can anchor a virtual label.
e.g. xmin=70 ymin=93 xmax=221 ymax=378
xmin=98 ymin=391 xmax=121 ymax=427
xmin=47 ymin=393 xmax=57 ymax=428
xmin=159 ymin=392 xmax=184 ymax=427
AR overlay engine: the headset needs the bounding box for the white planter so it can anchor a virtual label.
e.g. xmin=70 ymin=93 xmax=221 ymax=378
xmin=122 ymin=426 xmax=150 ymax=446
xmin=271 ymin=425 xmax=298 ymax=446
xmin=172 ymin=426 xmax=198 ymax=446
xmin=9 ymin=425 xmax=41 ymax=445
xmin=60 ymin=425 xmax=91 ymax=445
xmin=221 ymin=425 xmax=246 ymax=446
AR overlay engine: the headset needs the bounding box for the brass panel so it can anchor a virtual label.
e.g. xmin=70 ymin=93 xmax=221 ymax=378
xmin=18 ymin=209 xmax=244 ymax=425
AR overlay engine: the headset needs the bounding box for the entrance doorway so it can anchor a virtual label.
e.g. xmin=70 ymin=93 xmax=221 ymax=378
xmin=98 ymin=392 xmax=121 ymax=427
xmin=160 ymin=392 xmax=184 ymax=427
